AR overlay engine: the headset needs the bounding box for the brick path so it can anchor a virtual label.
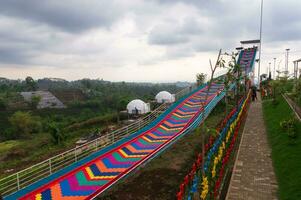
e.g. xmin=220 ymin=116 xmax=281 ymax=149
xmin=226 ymin=95 xmax=278 ymax=200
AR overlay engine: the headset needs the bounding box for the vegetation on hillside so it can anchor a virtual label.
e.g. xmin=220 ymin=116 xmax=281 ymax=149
xmin=0 ymin=77 xmax=184 ymax=176
xmin=263 ymin=95 xmax=301 ymax=200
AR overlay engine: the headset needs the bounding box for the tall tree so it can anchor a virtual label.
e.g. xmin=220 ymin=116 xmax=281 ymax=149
xmin=196 ymin=73 xmax=207 ymax=86
xmin=25 ymin=76 xmax=37 ymax=91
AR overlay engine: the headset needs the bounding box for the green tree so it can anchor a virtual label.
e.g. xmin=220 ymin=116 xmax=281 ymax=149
xmin=0 ymin=97 xmax=7 ymax=110
xmin=48 ymin=122 xmax=65 ymax=145
xmin=9 ymin=111 xmax=41 ymax=138
xmin=25 ymin=76 xmax=37 ymax=91
xmin=30 ymin=95 xmax=41 ymax=109
xmin=196 ymin=73 xmax=207 ymax=86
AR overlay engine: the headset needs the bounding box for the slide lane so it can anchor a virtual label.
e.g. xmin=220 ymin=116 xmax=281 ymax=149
xmin=7 ymin=83 xmax=224 ymax=200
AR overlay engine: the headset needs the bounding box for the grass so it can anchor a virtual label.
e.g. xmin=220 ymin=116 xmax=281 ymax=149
xmin=262 ymin=96 xmax=301 ymax=200
xmin=0 ymin=140 xmax=20 ymax=154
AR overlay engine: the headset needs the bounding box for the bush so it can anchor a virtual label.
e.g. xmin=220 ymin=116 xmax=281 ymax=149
xmin=30 ymin=95 xmax=41 ymax=109
xmin=280 ymin=117 xmax=297 ymax=139
xmin=8 ymin=111 xmax=42 ymax=138
xmin=47 ymin=122 xmax=65 ymax=145
xmin=0 ymin=98 xmax=7 ymax=110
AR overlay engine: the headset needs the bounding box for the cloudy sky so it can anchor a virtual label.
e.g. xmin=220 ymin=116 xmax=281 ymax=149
xmin=0 ymin=0 xmax=301 ymax=82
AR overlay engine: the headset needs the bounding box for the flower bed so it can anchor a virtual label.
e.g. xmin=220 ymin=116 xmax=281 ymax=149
xmin=177 ymin=91 xmax=251 ymax=200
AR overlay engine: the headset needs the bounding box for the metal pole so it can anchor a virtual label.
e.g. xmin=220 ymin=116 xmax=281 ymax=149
xmin=258 ymin=0 xmax=264 ymax=87
xmin=285 ymin=48 xmax=290 ymax=75
xmin=273 ymin=58 xmax=276 ymax=79
xmin=74 ymin=147 xmax=77 ymax=162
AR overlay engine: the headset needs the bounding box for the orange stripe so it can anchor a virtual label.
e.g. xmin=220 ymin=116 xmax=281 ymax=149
xmin=148 ymin=132 xmax=171 ymax=139
xmin=126 ymin=144 xmax=152 ymax=153
xmin=95 ymin=160 xmax=127 ymax=173
xmin=51 ymin=184 xmax=86 ymax=200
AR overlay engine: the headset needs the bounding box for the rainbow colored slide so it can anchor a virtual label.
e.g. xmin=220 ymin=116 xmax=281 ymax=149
xmin=5 ymin=83 xmax=225 ymax=200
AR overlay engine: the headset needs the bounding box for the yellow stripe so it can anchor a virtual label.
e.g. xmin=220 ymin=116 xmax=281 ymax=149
xmin=119 ymin=149 xmax=145 ymax=158
xmin=142 ymin=136 xmax=167 ymax=143
xmin=159 ymin=125 xmax=182 ymax=131
xmin=35 ymin=194 xmax=42 ymax=200
xmin=85 ymin=167 xmax=116 ymax=179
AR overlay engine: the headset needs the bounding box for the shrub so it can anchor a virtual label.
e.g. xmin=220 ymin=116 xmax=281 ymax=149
xmin=280 ymin=117 xmax=297 ymax=139
xmin=8 ymin=111 xmax=42 ymax=138
xmin=47 ymin=122 xmax=65 ymax=145
xmin=0 ymin=98 xmax=7 ymax=110
xmin=30 ymin=95 xmax=41 ymax=109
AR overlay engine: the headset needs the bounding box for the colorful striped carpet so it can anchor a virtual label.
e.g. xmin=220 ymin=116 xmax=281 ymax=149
xmin=8 ymin=83 xmax=225 ymax=200
xmin=238 ymin=47 xmax=257 ymax=74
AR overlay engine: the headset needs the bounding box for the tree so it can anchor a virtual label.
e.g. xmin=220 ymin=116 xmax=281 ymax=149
xmin=48 ymin=122 xmax=65 ymax=145
xmin=196 ymin=73 xmax=207 ymax=86
xmin=0 ymin=97 xmax=7 ymax=110
xmin=30 ymin=95 xmax=41 ymax=109
xmin=25 ymin=76 xmax=37 ymax=91
xmin=9 ymin=111 xmax=41 ymax=138
xmin=199 ymin=49 xmax=223 ymax=177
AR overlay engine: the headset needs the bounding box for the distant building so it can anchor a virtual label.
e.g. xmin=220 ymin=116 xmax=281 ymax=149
xmin=20 ymin=91 xmax=65 ymax=109
xmin=155 ymin=91 xmax=175 ymax=103
xmin=126 ymin=99 xmax=150 ymax=114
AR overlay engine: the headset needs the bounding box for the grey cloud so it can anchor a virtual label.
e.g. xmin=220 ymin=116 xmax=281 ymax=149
xmin=0 ymin=0 xmax=123 ymax=32
xmin=148 ymin=18 xmax=204 ymax=46
xmin=0 ymin=47 xmax=33 ymax=64
xmin=263 ymin=0 xmax=301 ymax=42
xmin=0 ymin=0 xmax=301 ymax=71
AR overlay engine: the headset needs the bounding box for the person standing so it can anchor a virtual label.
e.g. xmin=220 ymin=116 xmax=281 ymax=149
xmin=252 ymin=86 xmax=257 ymax=101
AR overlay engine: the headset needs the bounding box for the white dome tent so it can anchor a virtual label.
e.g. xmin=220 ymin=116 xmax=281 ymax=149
xmin=126 ymin=99 xmax=150 ymax=114
xmin=155 ymin=91 xmax=175 ymax=103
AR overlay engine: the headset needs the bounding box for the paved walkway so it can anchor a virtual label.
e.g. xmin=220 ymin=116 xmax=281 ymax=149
xmin=226 ymin=95 xmax=278 ymax=200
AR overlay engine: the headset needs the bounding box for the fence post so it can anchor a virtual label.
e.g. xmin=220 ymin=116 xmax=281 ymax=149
xmin=112 ymin=132 xmax=115 ymax=143
xmin=95 ymin=139 xmax=98 ymax=151
xmin=49 ymin=159 xmax=52 ymax=175
xmin=16 ymin=173 xmax=20 ymax=190
xmin=75 ymin=147 xmax=77 ymax=162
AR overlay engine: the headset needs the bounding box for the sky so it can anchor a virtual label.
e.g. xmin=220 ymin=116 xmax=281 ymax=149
xmin=0 ymin=0 xmax=301 ymax=82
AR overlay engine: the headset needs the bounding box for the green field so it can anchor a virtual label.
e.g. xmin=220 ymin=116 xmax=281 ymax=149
xmin=263 ymin=96 xmax=301 ymax=200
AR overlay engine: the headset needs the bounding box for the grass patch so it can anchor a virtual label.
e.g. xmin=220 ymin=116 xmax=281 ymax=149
xmin=263 ymin=96 xmax=301 ymax=200
xmin=0 ymin=140 xmax=20 ymax=154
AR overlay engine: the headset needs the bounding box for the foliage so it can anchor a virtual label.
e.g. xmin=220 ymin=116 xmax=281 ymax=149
xmin=8 ymin=111 xmax=42 ymax=138
xmin=25 ymin=76 xmax=37 ymax=91
xmin=263 ymin=96 xmax=301 ymax=199
xmin=0 ymin=97 xmax=7 ymax=110
xmin=196 ymin=73 xmax=207 ymax=86
xmin=280 ymin=117 xmax=298 ymax=139
xmin=30 ymin=95 xmax=41 ymax=109
xmin=48 ymin=122 xmax=65 ymax=145
xmin=65 ymin=113 xmax=118 ymax=131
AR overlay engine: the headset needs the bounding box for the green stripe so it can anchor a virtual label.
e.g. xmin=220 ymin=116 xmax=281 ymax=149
xmin=112 ymin=152 xmax=141 ymax=162
xmin=76 ymin=171 xmax=108 ymax=186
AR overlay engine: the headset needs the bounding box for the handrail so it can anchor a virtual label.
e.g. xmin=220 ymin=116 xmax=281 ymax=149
xmin=0 ymin=83 xmax=197 ymax=197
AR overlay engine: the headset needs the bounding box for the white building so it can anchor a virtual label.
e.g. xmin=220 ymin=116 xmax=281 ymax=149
xmin=126 ymin=99 xmax=150 ymax=114
xmin=155 ymin=91 xmax=175 ymax=103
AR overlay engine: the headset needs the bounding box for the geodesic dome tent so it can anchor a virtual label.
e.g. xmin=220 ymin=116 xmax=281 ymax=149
xmin=126 ymin=99 xmax=150 ymax=114
xmin=155 ymin=91 xmax=175 ymax=103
